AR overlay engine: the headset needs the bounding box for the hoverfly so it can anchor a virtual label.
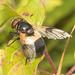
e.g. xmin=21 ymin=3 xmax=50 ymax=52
xmin=8 ymin=18 xmax=70 ymax=65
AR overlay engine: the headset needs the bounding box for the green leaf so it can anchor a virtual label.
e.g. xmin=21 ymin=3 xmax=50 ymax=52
xmin=0 ymin=0 xmax=45 ymax=26
xmin=0 ymin=50 xmax=5 ymax=75
xmin=0 ymin=4 xmax=20 ymax=27
xmin=0 ymin=49 xmax=5 ymax=65
xmin=2 ymin=39 xmax=44 ymax=75
xmin=0 ymin=0 xmax=45 ymax=74
xmin=16 ymin=0 xmax=45 ymax=25
xmin=0 ymin=66 xmax=2 ymax=75
xmin=0 ymin=0 xmax=45 ymax=50
xmin=0 ymin=3 xmax=20 ymax=47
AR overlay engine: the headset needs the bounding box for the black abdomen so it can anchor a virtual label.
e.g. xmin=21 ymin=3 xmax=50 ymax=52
xmin=34 ymin=38 xmax=45 ymax=55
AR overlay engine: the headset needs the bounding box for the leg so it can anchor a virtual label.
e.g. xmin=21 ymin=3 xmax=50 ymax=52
xmin=9 ymin=31 xmax=18 ymax=35
xmin=22 ymin=44 xmax=27 ymax=50
xmin=25 ymin=58 xmax=28 ymax=65
xmin=7 ymin=37 xmax=20 ymax=47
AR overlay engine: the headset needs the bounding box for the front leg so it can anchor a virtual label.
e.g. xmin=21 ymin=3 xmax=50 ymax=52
xmin=25 ymin=58 xmax=28 ymax=65
xmin=9 ymin=31 xmax=19 ymax=35
xmin=7 ymin=37 xmax=20 ymax=47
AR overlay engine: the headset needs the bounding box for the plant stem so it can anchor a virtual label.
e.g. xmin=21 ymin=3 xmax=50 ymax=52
xmin=57 ymin=25 xmax=75 ymax=75
xmin=37 ymin=68 xmax=53 ymax=75
xmin=66 ymin=65 xmax=75 ymax=75
xmin=44 ymin=50 xmax=57 ymax=74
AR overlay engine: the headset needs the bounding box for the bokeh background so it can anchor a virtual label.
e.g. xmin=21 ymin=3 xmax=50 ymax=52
xmin=39 ymin=0 xmax=75 ymax=75
xmin=0 ymin=0 xmax=75 ymax=75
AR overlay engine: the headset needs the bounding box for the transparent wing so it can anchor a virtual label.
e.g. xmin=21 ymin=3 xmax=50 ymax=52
xmin=33 ymin=26 xmax=70 ymax=40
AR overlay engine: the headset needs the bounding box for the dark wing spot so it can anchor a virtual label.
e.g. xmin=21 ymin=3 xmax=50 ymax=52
xmin=46 ymin=27 xmax=54 ymax=33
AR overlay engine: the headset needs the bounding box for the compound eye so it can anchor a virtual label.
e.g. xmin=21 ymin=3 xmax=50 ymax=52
xmin=11 ymin=18 xmax=23 ymax=28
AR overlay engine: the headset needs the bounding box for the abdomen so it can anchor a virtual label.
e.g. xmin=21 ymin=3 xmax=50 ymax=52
xmin=20 ymin=30 xmax=45 ymax=55
xmin=19 ymin=31 xmax=45 ymax=62
xmin=34 ymin=38 xmax=45 ymax=55
xmin=25 ymin=31 xmax=45 ymax=55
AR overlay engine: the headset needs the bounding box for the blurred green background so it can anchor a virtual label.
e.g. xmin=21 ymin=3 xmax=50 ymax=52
xmin=39 ymin=0 xmax=75 ymax=75
xmin=0 ymin=0 xmax=75 ymax=75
